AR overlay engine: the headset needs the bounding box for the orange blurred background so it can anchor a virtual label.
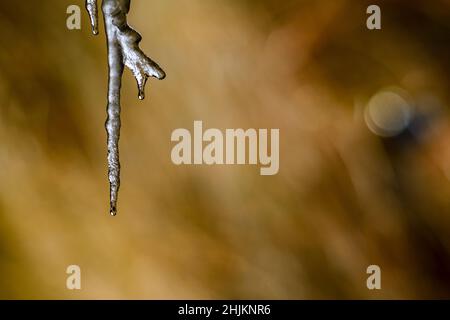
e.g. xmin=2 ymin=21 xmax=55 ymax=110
xmin=0 ymin=0 xmax=450 ymax=299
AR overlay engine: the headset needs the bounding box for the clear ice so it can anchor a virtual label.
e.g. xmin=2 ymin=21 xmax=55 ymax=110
xmin=86 ymin=0 xmax=166 ymax=216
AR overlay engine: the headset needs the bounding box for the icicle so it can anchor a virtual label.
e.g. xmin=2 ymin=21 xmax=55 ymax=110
xmin=86 ymin=0 xmax=99 ymax=35
xmin=85 ymin=0 xmax=166 ymax=216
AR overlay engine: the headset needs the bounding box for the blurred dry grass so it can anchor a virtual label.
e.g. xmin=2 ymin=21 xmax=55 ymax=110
xmin=0 ymin=0 xmax=450 ymax=299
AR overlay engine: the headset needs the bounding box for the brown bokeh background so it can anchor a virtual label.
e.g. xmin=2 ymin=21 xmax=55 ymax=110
xmin=0 ymin=0 xmax=450 ymax=299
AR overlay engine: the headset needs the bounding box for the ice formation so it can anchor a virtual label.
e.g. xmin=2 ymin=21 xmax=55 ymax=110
xmin=86 ymin=0 xmax=165 ymax=215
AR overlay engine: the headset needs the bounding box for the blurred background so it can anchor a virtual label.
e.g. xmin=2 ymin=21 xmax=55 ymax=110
xmin=0 ymin=0 xmax=450 ymax=299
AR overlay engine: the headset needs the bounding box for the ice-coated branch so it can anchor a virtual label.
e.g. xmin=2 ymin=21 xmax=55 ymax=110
xmin=86 ymin=0 xmax=166 ymax=216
